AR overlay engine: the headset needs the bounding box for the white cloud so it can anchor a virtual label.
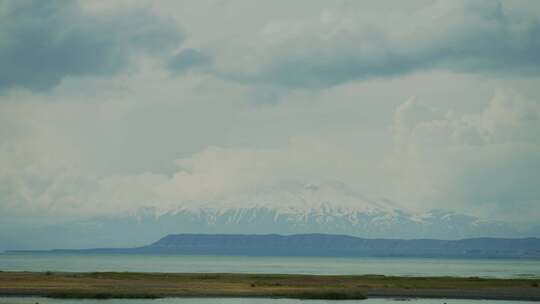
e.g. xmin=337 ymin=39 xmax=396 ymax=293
xmin=1 ymin=136 xmax=383 ymax=217
xmin=388 ymin=89 xmax=540 ymax=221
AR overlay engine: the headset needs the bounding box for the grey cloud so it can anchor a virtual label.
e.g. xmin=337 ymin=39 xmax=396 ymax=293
xmin=0 ymin=0 xmax=183 ymax=92
xmin=167 ymin=48 xmax=211 ymax=73
xmin=215 ymin=1 xmax=540 ymax=88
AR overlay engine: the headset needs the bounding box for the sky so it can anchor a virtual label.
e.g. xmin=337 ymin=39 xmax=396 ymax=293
xmin=1 ymin=0 xmax=540 ymax=234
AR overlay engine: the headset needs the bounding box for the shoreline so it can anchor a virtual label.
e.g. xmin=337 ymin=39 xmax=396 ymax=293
xmin=0 ymin=272 xmax=539 ymax=301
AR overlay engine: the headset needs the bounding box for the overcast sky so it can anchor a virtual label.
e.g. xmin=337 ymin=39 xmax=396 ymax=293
xmin=1 ymin=0 xmax=540 ymax=228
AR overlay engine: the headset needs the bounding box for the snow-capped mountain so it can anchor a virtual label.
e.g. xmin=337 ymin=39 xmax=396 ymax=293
xmin=1 ymin=182 xmax=534 ymax=251
xmin=141 ymin=181 xmax=518 ymax=240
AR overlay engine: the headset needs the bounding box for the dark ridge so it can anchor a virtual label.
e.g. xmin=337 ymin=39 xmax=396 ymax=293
xmin=7 ymin=233 xmax=540 ymax=259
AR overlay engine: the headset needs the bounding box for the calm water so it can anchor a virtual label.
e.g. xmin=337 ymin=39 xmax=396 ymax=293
xmin=0 ymin=254 xmax=539 ymax=278
xmin=0 ymin=297 xmax=536 ymax=304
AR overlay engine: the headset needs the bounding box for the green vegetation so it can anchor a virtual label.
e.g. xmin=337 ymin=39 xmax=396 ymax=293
xmin=0 ymin=271 xmax=539 ymax=300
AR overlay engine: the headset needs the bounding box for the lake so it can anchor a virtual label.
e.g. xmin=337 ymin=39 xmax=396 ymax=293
xmin=0 ymin=297 xmax=537 ymax=304
xmin=0 ymin=254 xmax=539 ymax=278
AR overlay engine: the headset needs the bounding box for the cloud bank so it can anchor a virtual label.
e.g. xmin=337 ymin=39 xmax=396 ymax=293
xmin=391 ymin=90 xmax=540 ymax=219
xmin=2 ymin=89 xmax=538 ymax=223
xmin=0 ymin=0 xmax=182 ymax=92
xmin=1 ymin=0 xmax=539 ymax=237
xmin=211 ymin=1 xmax=540 ymax=87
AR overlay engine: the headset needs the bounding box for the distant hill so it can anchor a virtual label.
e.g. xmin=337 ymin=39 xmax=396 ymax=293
xmin=10 ymin=233 xmax=540 ymax=259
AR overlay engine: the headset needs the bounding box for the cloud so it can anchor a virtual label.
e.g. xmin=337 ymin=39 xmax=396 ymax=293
xmin=0 ymin=0 xmax=182 ymax=92
xmin=0 ymin=69 xmax=257 ymax=218
xmin=389 ymin=89 xmax=540 ymax=221
xmin=13 ymin=88 xmax=539 ymax=223
xmin=2 ymin=0 xmax=540 ymax=226
xmin=0 ymin=134 xmax=382 ymax=217
xmin=211 ymin=0 xmax=540 ymax=87
xmin=1 ymin=76 xmax=539 ymax=224
xmin=167 ymin=48 xmax=211 ymax=73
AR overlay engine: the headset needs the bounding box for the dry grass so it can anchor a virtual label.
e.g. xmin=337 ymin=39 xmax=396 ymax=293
xmin=0 ymin=271 xmax=539 ymax=300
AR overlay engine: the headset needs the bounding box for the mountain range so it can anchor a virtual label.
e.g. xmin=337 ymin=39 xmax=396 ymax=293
xmin=1 ymin=183 xmax=538 ymax=251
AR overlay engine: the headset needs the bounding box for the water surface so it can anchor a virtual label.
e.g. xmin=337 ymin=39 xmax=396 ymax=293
xmin=1 ymin=254 xmax=539 ymax=278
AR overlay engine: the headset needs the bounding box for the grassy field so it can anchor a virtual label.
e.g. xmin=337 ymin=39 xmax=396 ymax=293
xmin=0 ymin=271 xmax=539 ymax=300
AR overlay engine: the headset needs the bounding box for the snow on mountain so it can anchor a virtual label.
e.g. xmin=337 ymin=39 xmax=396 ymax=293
xmin=169 ymin=181 xmax=398 ymax=215
xmin=1 ymin=182 xmax=530 ymax=251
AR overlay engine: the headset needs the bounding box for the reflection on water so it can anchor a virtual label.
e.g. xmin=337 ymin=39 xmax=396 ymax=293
xmin=0 ymin=298 xmax=536 ymax=304
xmin=0 ymin=254 xmax=539 ymax=278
